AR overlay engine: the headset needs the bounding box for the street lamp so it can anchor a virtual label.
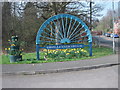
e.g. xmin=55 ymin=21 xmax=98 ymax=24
xmin=112 ymin=1 xmax=115 ymax=54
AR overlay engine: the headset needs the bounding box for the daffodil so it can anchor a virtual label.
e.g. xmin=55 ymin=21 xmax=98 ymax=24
xmin=8 ymin=48 xmax=10 ymax=50
xmin=11 ymin=44 xmax=15 ymax=46
xmin=83 ymin=50 xmax=87 ymax=53
xmin=43 ymin=49 xmax=47 ymax=52
xmin=66 ymin=53 xmax=69 ymax=55
xmin=81 ymin=49 xmax=84 ymax=52
xmin=63 ymin=50 xmax=66 ymax=52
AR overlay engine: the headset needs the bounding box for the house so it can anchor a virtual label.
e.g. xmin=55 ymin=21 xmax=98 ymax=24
xmin=114 ymin=20 xmax=120 ymax=36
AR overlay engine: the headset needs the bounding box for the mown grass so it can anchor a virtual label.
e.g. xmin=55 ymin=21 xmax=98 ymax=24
xmin=0 ymin=46 xmax=113 ymax=64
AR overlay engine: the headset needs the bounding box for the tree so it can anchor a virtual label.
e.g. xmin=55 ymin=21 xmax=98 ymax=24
xmin=34 ymin=2 xmax=103 ymax=29
xmin=2 ymin=2 xmax=12 ymax=47
xmin=79 ymin=1 xmax=103 ymax=30
xmin=94 ymin=9 xmax=118 ymax=33
xmin=19 ymin=2 xmax=41 ymax=50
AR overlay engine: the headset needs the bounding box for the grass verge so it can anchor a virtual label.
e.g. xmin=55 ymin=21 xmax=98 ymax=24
xmin=1 ymin=46 xmax=113 ymax=64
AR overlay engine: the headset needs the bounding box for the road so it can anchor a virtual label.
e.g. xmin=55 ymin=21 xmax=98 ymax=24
xmin=2 ymin=66 xmax=118 ymax=88
xmin=93 ymin=35 xmax=119 ymax=52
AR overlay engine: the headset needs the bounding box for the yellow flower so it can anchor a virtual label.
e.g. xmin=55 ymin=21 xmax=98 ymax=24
xmin=22 ymin=49 xmax=24 ymax=50
xmin=8 ymin=40 xmax=10 ymax=41
xmin=81 ymin=49 xmax=87 ymax=53
xmin=11 ymin=44 xmax=15 ymax=46
xmin=8 ymin=48 xmax=10 ymax=50
xmin=66 ymin=53 xmax=70 ymax=55
xmin=81 ymin=49 xmax=84 ymax=52
xmin=5 ymin=48 xmax=7 ymax=50
xmin=52 ymin=50 xmax=55 ymax=52
xmin=84 ymin=50 xmax=87 ymax=53
xmin=43 ymin=49 xmax=47 ymax=52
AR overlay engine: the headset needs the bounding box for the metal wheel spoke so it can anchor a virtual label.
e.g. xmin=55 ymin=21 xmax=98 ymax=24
xmin=69 ymin=25 xmax=84 ymax=39
xmin=46 ymin=27 xmax=56 ymax=36
xmin=64 ymin=17 xmax=68 ymax=38
xmin=68 ymin=20 xmax=77 ymax=37
xmin=68 ymin=22 xmax=81 ymax=39
xmin=61 ymin=17 xmax=65 ymax=38
xmin=71 ymin=35 xmax=88 ymax=41
xmin=71 ymin=39 xmax=88 ymax=43
xmin=40 ymin=41 xmax=58 ymax=43
xmin=40 ymin=35 xmax=56 ymax=41
xmin=70 ymin=31 xmax=87 ymax=40
xmin=67 ymin=18 xmax=72 ymax=38
xmin=43 ymin=31 xmax=54 ymax=38
xmin=56 ymin=19 xmax=64 ymax=39
xmin=49 ymin=22 xmax=62 ymax=40
xmin=52 ymin=21 xmax=64 ymax=39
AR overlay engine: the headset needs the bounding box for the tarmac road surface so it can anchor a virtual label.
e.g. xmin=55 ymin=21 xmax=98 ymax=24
xmin=2 ymin=65 xmax=118 ymax=88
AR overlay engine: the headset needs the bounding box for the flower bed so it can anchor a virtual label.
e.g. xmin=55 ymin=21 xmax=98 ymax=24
xmin=43 ymin=48 xmax=89 ymax=60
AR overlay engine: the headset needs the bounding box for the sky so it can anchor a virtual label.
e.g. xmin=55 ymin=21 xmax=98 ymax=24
xmin=0 ymin=0 xmax=119 ymax=20
xmin=95 ymin=1 xmax=119 ymax=20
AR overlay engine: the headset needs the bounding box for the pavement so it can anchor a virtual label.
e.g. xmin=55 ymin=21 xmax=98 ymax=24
xmin=2 ymin=54 xmax=120 ymax=75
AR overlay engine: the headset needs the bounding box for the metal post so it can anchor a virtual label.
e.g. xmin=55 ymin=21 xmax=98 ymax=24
xmin=36 ymin=44 xmax=40 ymax=60
xmin=112 ymin=1 xmax=115 ymax=54
xmin=90 ymin=1 xmax=92 ymax=31
xmin=98 ymin=35 xmax=100 ymax=48
xmin=89 ymin=42 xmax=92 ymax=56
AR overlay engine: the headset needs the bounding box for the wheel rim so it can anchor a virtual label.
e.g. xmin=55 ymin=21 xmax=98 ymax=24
xmin=36 ymin=14 xmax=92 ymax=46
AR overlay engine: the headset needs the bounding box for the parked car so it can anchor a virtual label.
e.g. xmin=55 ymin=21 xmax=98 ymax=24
xmin=110 ymin=33 xmax=119 ymax=38
xmin=110 ymin=33 xmax=114 ymax=37
xmin=105 ymin=33 xmax=111 ymax=37
xmin=103 ymin=33 xmax=106 ymax=36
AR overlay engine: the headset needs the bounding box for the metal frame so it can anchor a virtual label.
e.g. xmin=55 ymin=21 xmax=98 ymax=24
xmin=36 ymin=14 xmax=92 ymax=60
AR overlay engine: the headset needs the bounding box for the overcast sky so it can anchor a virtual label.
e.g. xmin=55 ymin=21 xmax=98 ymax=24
xmin=0 ymin=0 xmax=119 ymax=20
xmin=95 ymin=1 xmax=119 ymax=19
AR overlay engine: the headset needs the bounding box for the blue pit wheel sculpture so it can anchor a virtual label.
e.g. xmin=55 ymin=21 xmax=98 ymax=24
xmin=36 ymin=14 xmax=92 ymax=60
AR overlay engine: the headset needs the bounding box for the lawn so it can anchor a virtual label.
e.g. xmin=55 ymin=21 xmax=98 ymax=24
xmin=1 ymin=46 xmax=113 ymax=64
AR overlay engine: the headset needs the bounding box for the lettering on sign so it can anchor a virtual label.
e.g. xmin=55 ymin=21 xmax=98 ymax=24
xmin=46 ymin=44 xmax=85 ymax=49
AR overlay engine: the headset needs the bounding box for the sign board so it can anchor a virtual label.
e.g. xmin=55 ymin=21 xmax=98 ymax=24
xmin=45 ymin=44 xmax=87 ymax=49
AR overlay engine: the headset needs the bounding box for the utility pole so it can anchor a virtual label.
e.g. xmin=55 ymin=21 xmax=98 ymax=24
xmin=90 ymin=1 xmax=92 ymax=31
xmin=118 ymin=1 xmax=120 ymax=19
xmin=112 ymin=1 xmax=115 ymax=54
